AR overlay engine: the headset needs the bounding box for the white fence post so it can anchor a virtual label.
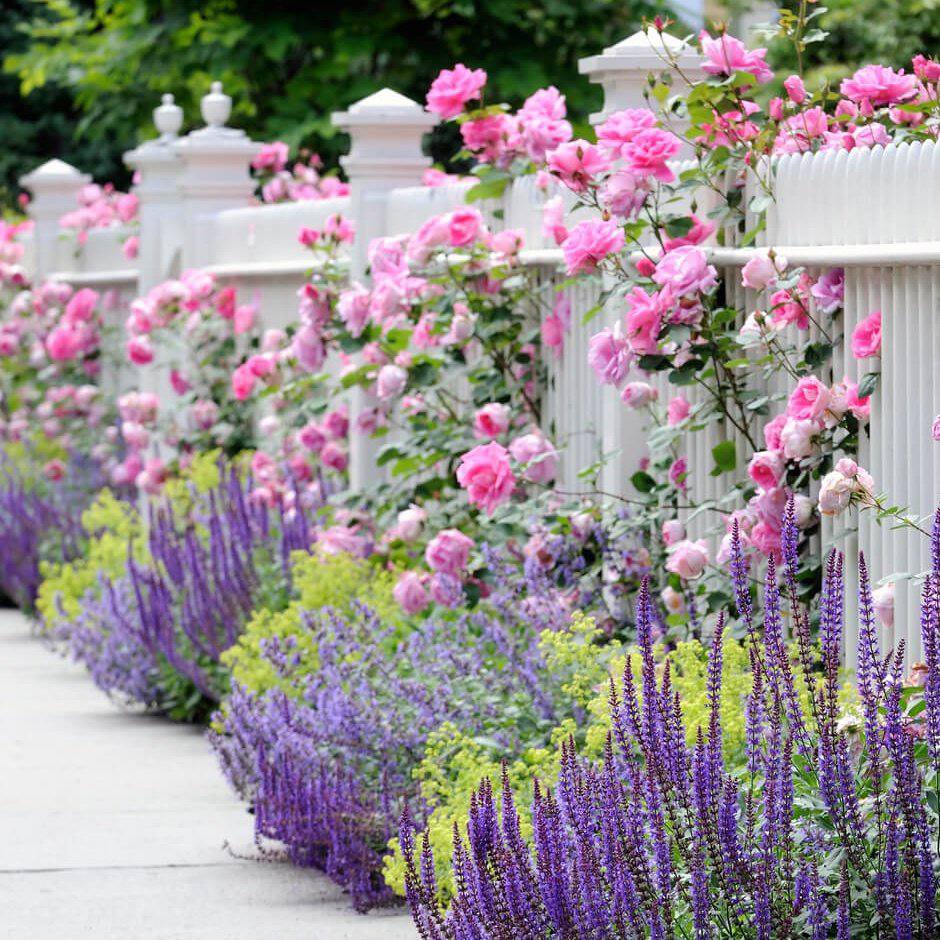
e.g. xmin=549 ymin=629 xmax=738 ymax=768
xmin=331 ymin=89 xmax=437 ymax=492
xmin=19 ymin=159 xmax=91 ymax=280
xmin=173 ymin=82 xmax=261 ymax=269
xmin=578 ymin=31 xmax=705 ymax=498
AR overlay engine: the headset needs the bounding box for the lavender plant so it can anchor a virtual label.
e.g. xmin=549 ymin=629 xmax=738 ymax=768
xmin=402 ymin=503 xmax=940 ymax=939
xmin=209 ymin=555 xmax=576 ymax=910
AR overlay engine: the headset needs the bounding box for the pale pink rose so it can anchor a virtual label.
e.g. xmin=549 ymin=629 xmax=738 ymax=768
xmin=126 ymin=335 xmax=154 ymax=365
xmin=622 ymin=128 xmax=682 ymax=182
xmin=667 ymin=395 xmax=691 ymax=426
xmin=662 ymin=519 xmax=685 ymax=546
xmin=749 ymin=521 xmax=782 ymax=558
xmin=425 ymin=528 xmax=474 ymax=574
xmin=429 ymin=572 xmax=464 ymax=608
xmin=652 ymin=246 xmax=717 ymax=296
xmin=600 ymin=170 xmax=648 ymax=219
xmin=621 ymin=381 xmax=658 ymax=408
xmin=666 ymin=539 xmax=710 ymax=580
xmin=318 ymin=525 xmax=369 ymax=557
xmin=778 ymin=418 xmax=815 ymax=461
xmin=786 ymin=376 xmax=830 ymax=421
xmin=547 ymin=139 xmax=612 ymax=192
xmin=234 ymin=304 xmax=256 ymax=335
xmin=473 ymin=402 xmax=511 ymax=439
xmin=448 ymin=207 xmax=485 ymax=247
xmin=818 ymin=470 xmax=854 ymax=516
xmin=541 ymin=196 xmax=568 ymax=247
xmin=851 ymin=311 xmax=882 ymax=358
xmin=456 ymin=442 xmax=515 ymax=513
xmin=873 ymin=582 xmax=895 ymax=629
xmin=588 ymin=326 xmax=631 ymax=386
xmin=661 ymin=585 xmax=686 ymax=615
xmin=190 ymin=399 xmax=219 ymax=431
xmin=561 ymin=219 xmax=625 ymax=275
xmin=376 ymin=363 xmax=407 ymax=401
xmin=489 ymin=228 xmax=524 ymax=257
xmin=509 ymin=432 xmax=558 ymax=483
xmin=741 ymin=251 xmax=785 ymax=290
xmin=121 ymin=420 xmax=150 ymax=450
xmin=700 ymin=31 xmax=774 ymax=83
xmin=394 ymin=572 xmax=430 ymax=615
xmin=394 ymin=505 xmax=427 ymax=542
xmin=840 ymin=65 xmax=916 ymax=106
xmin=747 ymin=449 xmax=785 ymax=490
xmin=426 ymin=64 xmax=487 ymax=119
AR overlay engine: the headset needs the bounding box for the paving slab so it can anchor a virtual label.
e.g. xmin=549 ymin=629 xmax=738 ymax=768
xmin=0 ymin=609 xmax=417 ymax=939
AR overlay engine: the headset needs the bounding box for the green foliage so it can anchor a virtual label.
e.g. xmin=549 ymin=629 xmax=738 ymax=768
xmin=222 ymin=549 xmax=402 ymax=695
xmin=2 ymin=0 xmax=664 ymax=206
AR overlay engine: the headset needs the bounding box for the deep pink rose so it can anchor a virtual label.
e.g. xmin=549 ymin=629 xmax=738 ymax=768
xmin=547 ymin=139 xmax=612 ymax=192
xmin=783 ymin=75 xmax=808 ymax=104
xmin=786 ymin=375 xmax=830 ymax=421
xmin=561 ymin=220 xmax=625 ymax=275
xmin=596 ymin=108 xmax=658 ymax=158
xmin=64 ymin=288 xmax=99 ymax=324
xmin=622 ymin=128 xmax=682 ymax=182
xmin=456 ymin=442 xmax=515 ymax=514
xmin=840 ymin=65 xmax=916 ymax=106
xmin=588 ymin=327 xmax=631 ymax=386
xmin=447 ymin=207 xmax=485 ymax=247
xmin=426 ymin=64 xmax=487 ymax=119
xmin=47 ymin=326 xmax=82 ymax=361
xmin=126 ymin=335 xmax=154 ymax=365
xmin=699 ymin=31 xmax=773 ymax=84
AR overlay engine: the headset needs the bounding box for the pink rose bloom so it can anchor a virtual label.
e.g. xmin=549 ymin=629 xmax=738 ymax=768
xmin=780 ymin=418 xmax=816 ymax=460
xmin=669 ymin=456 xmax=689 ymax=492
xmin=376 ymin=363 xmax=407 ymax=400
xmin=547 ymin=139 xmax=612 ymax=192
xmin=600 ymin=170 xmax=648 ymax=220
xmin=741 ymin=251 xmax=784 ymax=290
xmin=666 ymin=538 xmax=710 ymax=580
xmin=596 ymin=108 xmax=658 ymax=157
xmin=252 ymin=141 xmax=289 ymax=172
xmin=461 ymin=114 xmax=512 ymax=162
xmin=299 ymin=423 xmax=326 ymax=452
xmin=64 ymin=288 xmax=99 ymax=324
xmin=667 ymin=395 xmax=691 ymax=426
xmin=769 ymin=287 xmax=809 ymax=329
xmin=561 ymin=220 xmax=625 ymax=275
xmin=430 ymin=572 xmax=464 ymax=608
xmin=840 ymin=65 xmax=916 ymax=106
xmin=763 ymin=413 xmax=787 ymax=450
xmin=818 ymin=469 xmax=854 ymax=516
xmin=542 ymin=196 xmax=569 ymax=246
xmin=623 ymin=286 xmax=667 ymax=354
xmin=851 ymin=310 xmax=882 ymax=358
xmin=234 ymin=304 xmax=256 ymax=335
xmin=588 ymin=326 xmax=631 ymax=386
xmin=783 ymin=75 xmax=808 ymax=104
xmin=321 ymin=441 xmax=348 ymax=472
xmin=169 ymin=370 xmax=190 ymax=396
xmin=323 ymin=408 xmax=349 ymax=439
xmin=448 ymin=207 xmax=485 ymax=247
xmin=190 ymin=399 xmax=220 ymax=431
xmin=425 ymin=528 xmax=474 ymax=574
xmin=473 ymin=402 xmax=511 ymax=439
xmin=318 ymin=525 xmax=369 ymax=557
xmin=46 ymin=325 xmax=82 ymax=361
xmin=747 ymin=449 xmax=785 ymax=490
xmin=541 ymin=311 xmax=565 ymax=356
xmin=811 ymin=268 xmax=844 ymax=313
xmin=749 ymin=521 xmax=782 ymax=558
xmin=337 ymin=284 xmax=371 ymax=337
xmin=621 ymin=381 xmax=658 ymax=408
xmin=394 ymin=505 xmax=427 ymax=542
xmin=661 ymin=215 xmax=716 ymax=252
xmin=324 ymin=213 xmax=355 ymax=243
xmin=509 ymin=431 xmax=558 ymax=483
xmin=231 ymin=363 xmax=257 ymax=400
xmin=653 ymin=246 xmax=717 ymax=296
xmin=426 ymin=64 xmax=487 ymax=119
xmin=622 ymin=128 xmax=682 ymax=182
xmin=699 ymin=31 xmax=774 ymax=84
xmin=43 ymin=459 xmax=66 ymax=482
xmin=662 ymin=519 xmax=685 ymax=546
xmin=456 ymin=442 xmax=515 ymax=514
xmin=873 ymin=582 xmax=895 ymax=630
xmin=394 ymin=572 xmax=430 ymax=615
xmin=126 ymin=335 xmax=154 ymax=365
xmin=786 ymin=376 xmax=830 ymax=421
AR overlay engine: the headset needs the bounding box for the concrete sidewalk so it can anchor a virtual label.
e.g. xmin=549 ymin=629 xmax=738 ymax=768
xmin=0 ymin=608 xmax=416 ymax=939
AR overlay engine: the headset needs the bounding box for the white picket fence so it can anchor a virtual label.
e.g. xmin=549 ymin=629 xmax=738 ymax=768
xmin=16 ymin=30 xmax=940 ymax=661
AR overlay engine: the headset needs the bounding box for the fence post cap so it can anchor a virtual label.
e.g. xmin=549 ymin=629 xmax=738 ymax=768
xmin=19 ymin=158 xmax=91 ymax=190
xmin=154 ymin=93 xmax=184 ymax=141
xmin=332 ymin=88 xmax=438 ymax=129
xmin=579 ymin=27 xmax=698 ymax=75
xmin=200 ymin=81 xmax=232 ymax=130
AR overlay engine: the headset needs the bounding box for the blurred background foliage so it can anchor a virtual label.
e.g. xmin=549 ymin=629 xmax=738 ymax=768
xmin=3 ymin=0 xmax=940 ymax=211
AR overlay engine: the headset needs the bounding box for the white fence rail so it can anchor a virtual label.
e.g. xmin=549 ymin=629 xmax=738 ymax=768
xmin=16 ymin=31 xmax=940 ymax=660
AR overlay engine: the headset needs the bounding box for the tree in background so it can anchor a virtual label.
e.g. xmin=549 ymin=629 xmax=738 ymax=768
xmin=2 ymin=0 xmax=665 ymax=208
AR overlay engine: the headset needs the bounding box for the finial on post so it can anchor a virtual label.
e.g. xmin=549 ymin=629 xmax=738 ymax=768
xmin=200 ymin=81 xmax=232 ymax=131
xmin=154 ymin=93 xmax=183 ymax=142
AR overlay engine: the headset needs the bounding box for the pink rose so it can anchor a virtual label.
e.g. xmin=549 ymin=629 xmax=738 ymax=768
xmin=542 ymin=196 xmax=569 ymax=246
xmin=780 ymin=418 xmax=816 ymax=460
xmin=190 ymin=399 xmax=220 ymax=431
xmin=394 ymin=572 xmax=430 ymax=615
xmin=561 ymin=220 xmax=625 ymax=275
xmin=621 ymin=381 xmax=658 ymax=408
xmin=425 ymin=528 xmax=474 ymax=575
xmin=783 ymin=75 xmax=807 ymax=104
xmin=456 ymin=442 xmax=515 ymax=514
xmin=509 ymin=431 xmax=558 ymax=484
xmin=932 ymin=414 xmax=940 ymax=442
xmin=747 ymin=449 xmax=785 ymax=490
xmin=426 ymin=64 xmax=487 ymax=119
xmin=126 ymin=335 xmax=154 ymax=365
xmin=653 ymin=246 xmax=717 ymax=296
xmin=667 ymin=395 xmax=691 ymax=426
xmin=873 ymin=582 xmax=895 ymax=630
xmin=299 ymin=423 xmax=326 ymax=453
xmin=763 ymin=413 xmax=787 ymax=450
xmin=321 ymin=441 xmax=348 ymax=472
xmin=622 ymin=128 xmax=682 ymax=182
xmin=811 ymin=268 xmax=844 ymax=314
xmin=473 ymin=402 xmax=511 ymax=439
xmin=818 ymin=470 xmax=854 ymax=516
xmin=596 ymin=108 xmax=658 ymax=157
xmin=840 ymin=65 xmax=916 ymax=106
xmin=851 ymin=311 xmax=882 ymax=358
xmin=699 ymin=31 xmax=773 ymax=83
xmin=666 ymin=539 xmax=710 ymax=580
xmin=662 ymin=519 xmax=685 ymax=546
xmin=64 ymin=288 xmax=99 ymax=324
xmin=786 ymin=376 xmax=830 ymax=421
xmin=547 ymin=139 xmax=612 ymax=192
xmin=231 ymin=363 xmax=257 ymax=400
xmin=376 ymin=363 xmax=407 ymax=400
xmin=623 ymin=286 xmax=667 ymax=354
xmin=46 ymin=326 xmax=82 ymax=361
xmin=741 ymin=251 xmax=784 ymax=290
xmin=323 ymin=408 xmax=349 ymax=439
xmin=448 ymin=207 xmax=485 ymax=247
xmin=393 ymin=505 xmax=427 ymax=542
xmin=600 ymin=170 xmax=648 ymax=219
xmin=588 ymin=327 xmax=631 ymax=386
